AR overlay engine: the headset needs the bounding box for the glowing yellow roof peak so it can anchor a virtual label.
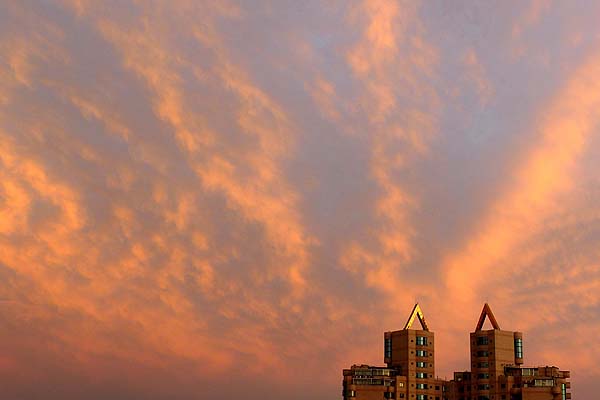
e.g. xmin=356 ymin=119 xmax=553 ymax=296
xmin=403 ymin=303 xmax=429 ymax=331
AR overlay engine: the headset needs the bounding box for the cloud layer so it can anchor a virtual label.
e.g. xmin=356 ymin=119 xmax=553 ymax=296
xmin=1 ymin=1 xmax=600 ymax=398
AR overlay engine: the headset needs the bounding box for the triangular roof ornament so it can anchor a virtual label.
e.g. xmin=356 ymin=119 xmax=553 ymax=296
xmin=475 ymin=303 xmax=501 ymax=331
xmin=403 ymin=303 xmax=429 ymax=331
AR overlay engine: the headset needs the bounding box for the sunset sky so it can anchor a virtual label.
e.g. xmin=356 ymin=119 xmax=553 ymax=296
xmin=1 ymin=1 xmax=600 ymax=398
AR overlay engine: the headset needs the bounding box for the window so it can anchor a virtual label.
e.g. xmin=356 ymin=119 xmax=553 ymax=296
xmin=416 ymin=336 xmax=428 ymax=346
xmin=385 ymin=338 xmax=392 ymax=359
xmin=514 ymin=338 xmax=523 ymax=359
xmin=398 ymin=382 xmax=404 ymax=388
xmin=561 ymin=383 xmax=567 ymax=400
xmin=522 ymin=368 xmax=536 ymax=376
xmin=348 ymin=390 xmax=356 ymax=397
xmin=416 ymin=395 xmax=427 ymax=400
xmin=478 ymin=362 xmax=489 ymax=368
xmin=372 ymin=369 xmax=392 ymax=376
xmin=416 ymin=362 xmax=427 ymax=368
xmin=477 ymin=373 xmax=489 ymax=379
xmin=384 ymin=392 xmax=395 ymax=399
xmin=478 ymin=384 xmax=490 ymax=390
xmin=416 ymin=372 xmax=427 ymax=379
xmin=476 ymin=336 xmax=488 ymax=345
xmin=416 ymin=350 xmax=428 ymax=357
xmin=477 ymin=351 xmax=489 ymax=357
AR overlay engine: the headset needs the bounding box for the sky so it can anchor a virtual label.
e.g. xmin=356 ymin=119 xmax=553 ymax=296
xmin=1 ymin=1 xmax=600 ymax=399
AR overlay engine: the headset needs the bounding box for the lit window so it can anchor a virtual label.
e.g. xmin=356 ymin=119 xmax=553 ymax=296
xmin=522 ymin=368 xmax=535 ymax=376
xmin=416 ymin=362 xmax=427 ymax=368
xmin=416 ymin=336 xmax=428 ymax=346
xmin=416 ymin=372 xmax=427 ymax=379
xmin=416 ymin=350 xmax=428 ymax=357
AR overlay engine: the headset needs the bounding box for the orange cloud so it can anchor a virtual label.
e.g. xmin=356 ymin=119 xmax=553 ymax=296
xmin=462 ymin=48 xmax=494 ymax=105
xmin=443 ymin=51 xmax=600 ymax=317
xmin=339 ymin=0 xmax=439 ymax=302
xmin=512 ymin=0 xmax=552 ymax=40
xmin=306 ymin=76 xmax=341 ymax=122
xmin=2 ymin=1 xmax=600 ymax=399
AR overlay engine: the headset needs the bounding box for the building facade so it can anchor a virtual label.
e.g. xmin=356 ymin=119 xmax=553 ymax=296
xmin=342 ymin=303 xmax=571 ymax=400
xmin=343 ymin=304 xmax=446 ymax=400
xmin=448 ymin=304 xmax=571 ymax=400
xmin=342 ymin=365 xmax=398 ymax=400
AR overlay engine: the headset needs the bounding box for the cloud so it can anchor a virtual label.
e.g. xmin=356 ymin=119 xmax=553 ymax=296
xmin=444 ymin=48 xmax=600 ymax=280
xmin=306 ymin=76 xmax=341 ymax=122
xmin=511 ymin=0 xmax=552 ymax=40
xmin=338 ymin=0 xmax=440 ymax=303
xmin=461 ymin=48 xmax=494 ymax=105
xmin=1 ymin=1 xmax=600 ymax=399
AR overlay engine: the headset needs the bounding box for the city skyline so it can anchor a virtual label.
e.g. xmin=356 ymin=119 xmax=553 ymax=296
xmin=343 ymin=303 xmax=571 ymax=400
xmin=1 ymin=1 xmax=600 ymax=399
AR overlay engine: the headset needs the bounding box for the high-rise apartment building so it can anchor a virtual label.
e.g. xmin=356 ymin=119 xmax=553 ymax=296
xmin=342 ymin=303 xmax=571 ymax=400
xmin=469 ymin=303 xmax=522 ymax=399
xmin=448 ymin=304 xmax=571 ymax=400
xmin=343 ymin=304 xmax=445 ymax=400
xmin=384 ymin=304 xmax=446 ymax=400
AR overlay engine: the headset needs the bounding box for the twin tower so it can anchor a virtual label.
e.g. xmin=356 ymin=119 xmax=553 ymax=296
xmin=342 ymin=303 xmax=570 ymax=400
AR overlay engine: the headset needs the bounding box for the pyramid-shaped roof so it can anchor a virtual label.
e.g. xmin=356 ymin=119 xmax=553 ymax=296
xmin=403 ymin=303 xmax=429 ymax=331
xmin=475 ymin=303 xmax=501 ymax=331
